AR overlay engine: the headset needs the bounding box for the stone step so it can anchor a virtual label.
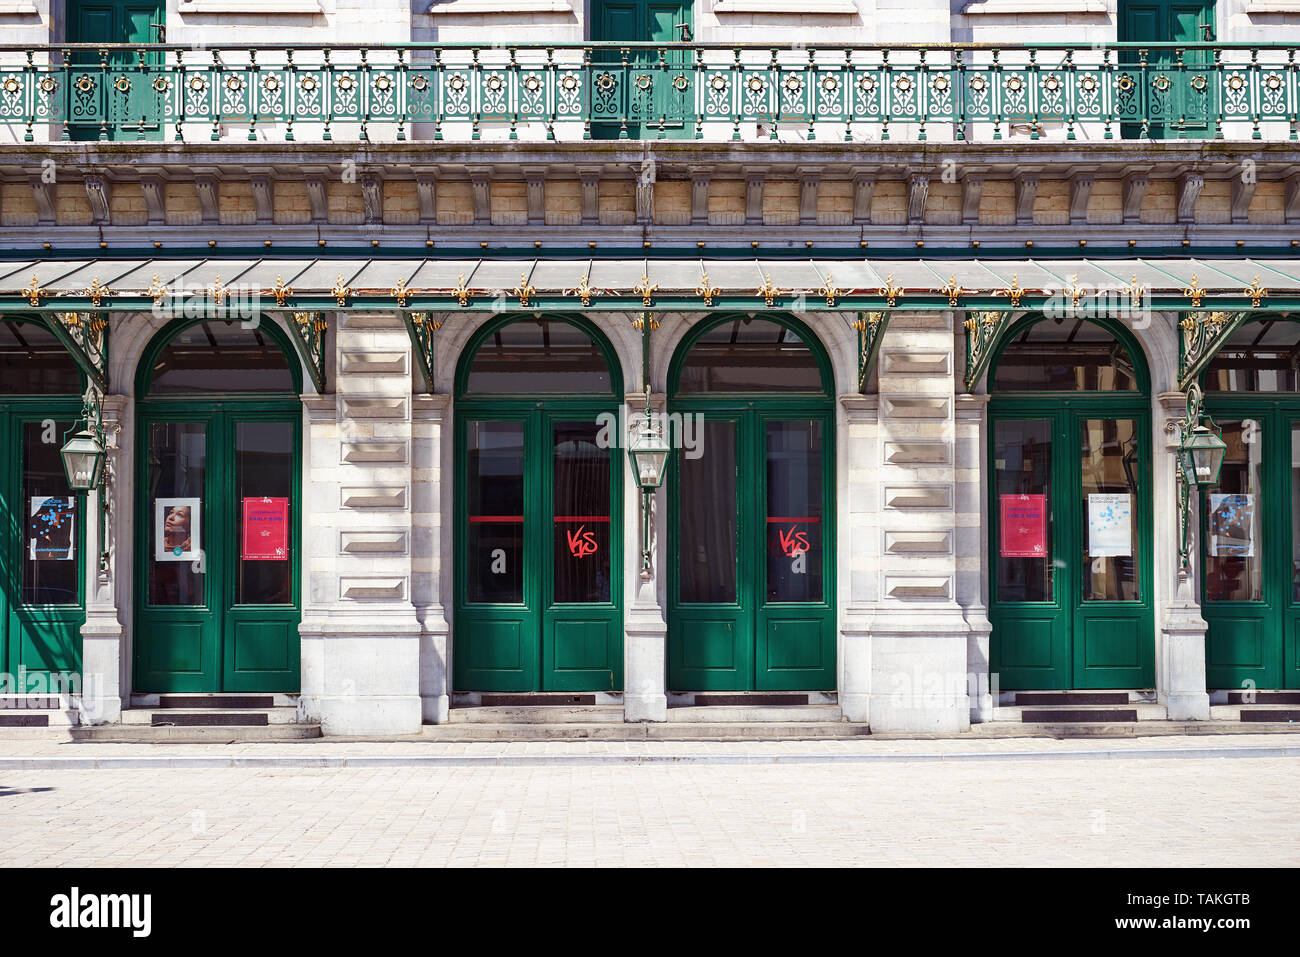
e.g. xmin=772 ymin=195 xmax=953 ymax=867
xmin=0 ymin=695 xmax=68 ymax=709
xmin=448 ymin=706 xmax=626 ymax=725
xmin=0 ymin=707 xmax=78 ymax=727
xmin=1013 ymin=692 xmax=1133 ymax=706
xmin=122 ymin=707 xmax=302 ymax=726
xmin=420 ymin=722 xmax=870 ymax=741
xmin=130 ymin=693 xmax=299 ymax=708
xmin=994 ymin=702 xmax=1167 ymax=722
xmin=666 ymin=704 xmax=843 ymax=723
xmin=1225 ymin=691 xmax=1300 ymax=705
xmin=70 ymin=723 xmax=322 ymax=743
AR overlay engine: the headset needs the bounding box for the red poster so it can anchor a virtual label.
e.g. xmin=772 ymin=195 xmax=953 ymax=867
xmin=242 ymin=497 xmax=289 ymax=561
xmin=1000 ymin=494 xmax=1046 ymax=558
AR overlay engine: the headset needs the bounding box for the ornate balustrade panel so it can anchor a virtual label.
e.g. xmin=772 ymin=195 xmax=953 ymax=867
xmin=0 ymin=42 xmax=1296 ymax=142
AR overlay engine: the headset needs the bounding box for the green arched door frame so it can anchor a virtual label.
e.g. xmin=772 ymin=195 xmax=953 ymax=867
xmin=666 ymin=312 xmax=837 ymax=692
xmin=0 ymin=315 xmax=87 ymax=688
xmin=1197 ymin=314 xmax=1300 ymax=690
xmin=986 ymin=313 xmax=1155 ymax=690
xmin=133 ymin=314 xmax=303 ymax=693
xmin=453 ymin=313 xmax=625 ymax=693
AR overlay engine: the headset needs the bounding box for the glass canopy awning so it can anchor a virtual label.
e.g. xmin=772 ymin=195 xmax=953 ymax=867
xmin=2 ymin=257 xmax=1294 ymax=395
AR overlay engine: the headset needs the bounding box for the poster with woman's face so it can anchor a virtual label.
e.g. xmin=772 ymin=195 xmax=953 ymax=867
xmin=155 ymin=497 xmax=202 ymax=562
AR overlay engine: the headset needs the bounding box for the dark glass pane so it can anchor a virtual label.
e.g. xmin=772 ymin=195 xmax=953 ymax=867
xmin=1205 ymin=317 xmax=1300 ymax=392
xmin=148 ymin=422 xmax=207 ymax=606
xmin=766 ymin=420 xmax=823 ymax=603
xmin=1081 ymin=419 xmax=1141 ymax=602
xmin=465 ymin=319 xmax=611 ymax=394
xmin=679 ymin=420 xmax=737 ymax=603
xmin=21 ymin=420 xmax=79 ymax=605
xmin=467 ymin=421 xmax=525 ymax=603
xmin=552 ymin=421 xmax=611 ymax=604
xmin=235 ymin=421 xmax=293 ymax=605
xmin=1205 ymin=419 xmax=1263 ymax=603
xmin=149 ymin=321 xmax=294 ymax=394
xmin=995 ymin=419 xmax=1053 ymax=602
xmin=995 ymin=319 xmax=1138 ymax=391
xmin=677 ymin=320 xmax=824 ymax=393
xmin=0 ymin=320 xmax=81 ymax=395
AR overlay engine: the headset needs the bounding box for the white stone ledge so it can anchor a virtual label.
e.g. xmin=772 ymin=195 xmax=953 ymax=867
xmin=0 ymin=1 xmax=39 ymax=14
xmin=961 ymin=0 xmax=1107 ymax=12
xmin=178 ymin=0 xmax=325 ymax=12
xmin=426 ymin=0 xmax=573 ymax=14
xmin=713 ymin=0 xmax=860 ymax=12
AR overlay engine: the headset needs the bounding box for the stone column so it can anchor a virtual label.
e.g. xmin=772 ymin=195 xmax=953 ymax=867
xmin=413 ymin=393 xmax=450 ymax=724
xmin=298 ymin=311 xmax=423 ymax=735
xmin=1155 ymin=390 xmax=1211 ymax=720
xmin=956 ymin=392 xmax=995 ymax=723
xmin=838 ymin=394 xmax=879 ymax=724
xmin=623 ymin=390 xmax=667 ymax=722
xmin=864 ymin=311 xmax=971 ymax=733
xmin=79 ymin=393 xmax=128 ymax=725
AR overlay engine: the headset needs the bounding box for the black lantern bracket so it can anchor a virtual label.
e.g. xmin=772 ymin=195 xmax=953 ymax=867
xmin=1169 ymin=383 xmax=1228 ymax=572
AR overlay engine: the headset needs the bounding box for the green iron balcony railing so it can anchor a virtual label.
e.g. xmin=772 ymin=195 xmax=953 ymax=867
xmin=0 ymin=41 xmax=1297 ymax=143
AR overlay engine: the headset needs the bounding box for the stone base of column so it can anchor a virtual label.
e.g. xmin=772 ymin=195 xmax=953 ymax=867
xmin=965 ymin=610 xmax=995 ymax=724
xmin=300 ymin=615 xmax=423 ymax=735
xmin=1159 ymin=602 xmax=1211 ymax=721
xmin=624 ymin=606 xmax=667 ymax=722
xmin=419 ymin=624 xmax=450 ymax=724
xmin=866 ymin=610 xmax=972 ymax=734
xmin=79 ymin=615 xmax=123 ymax=725
xmin=838 ymin=616 xmax=872 ymax=723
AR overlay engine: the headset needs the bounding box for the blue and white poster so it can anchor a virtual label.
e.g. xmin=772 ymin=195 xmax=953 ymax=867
xmin=28 ymin=496 xmax=75 ymax=561
xmin=1208 ymin=493 xmax=1254 ymax=557
xmin=1087 ymin=493 xmax=1132 ymax=557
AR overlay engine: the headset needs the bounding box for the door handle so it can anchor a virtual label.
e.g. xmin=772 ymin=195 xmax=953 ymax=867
xmin=1199 ymin=23 xmax=1214 ymax=41
xmin=150 ymin=22 xmax=166 ymax=43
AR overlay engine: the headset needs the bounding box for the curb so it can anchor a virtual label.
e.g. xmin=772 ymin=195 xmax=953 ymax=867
xmin=1 ymin=744 xmax=1299 ymax=769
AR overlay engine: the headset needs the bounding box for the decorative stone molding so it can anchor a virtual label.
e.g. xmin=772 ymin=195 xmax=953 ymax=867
xmin=194 ymin=175 xmax=220 ymax=223
xmin=1122 ymin=171 xmax=1149 ymax=223
xmin=799 ymin=169 xmax=820 ymax=225
xmin=524 ymin=167 xmax=546 ymax=224
xmin=1069 ymin=171 xmax=1093 ymax=225
xmin=1231 ymin=177 xmax=1257 ymax=224
xmin=84 ymin=176 xmax=110 ymax=224
xmin=250 ymin=175 xmax=274 ymax=224
xmin=961 ymin=173 xmax=983 ymax=225
xmin=1176 ymin=171 xmax=1204 ymax=223
xmin=1014 ymin=172 xmax=1039 ymax=225
xmin=852 ymin=171 xmax=874 ymax=224
xmin=415 ymin=173 xmax=437 ymax=223
xmin=28 ymin=178 xmax=54 ymax=224
xmin=469 ymin=169 xmax=492 ymax=223
xmin=745 ymin=168 xmax=766 ymax=224
xmin=578 ymin=167 xmax=600 ymax=224
xmin=305 ymin=176 xmax=328 ymax=222
xmin=907 ymin=174 xmax=929 ymax=225
xmin=691 ymin=167 xmax=711 ymax=225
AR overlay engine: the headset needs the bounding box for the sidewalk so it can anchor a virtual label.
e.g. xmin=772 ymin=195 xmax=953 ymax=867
xmin=2 ymin=732 xmax=1299 ymax=768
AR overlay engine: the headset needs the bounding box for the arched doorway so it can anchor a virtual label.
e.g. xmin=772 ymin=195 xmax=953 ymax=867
xmin=988 ymin=315 xmax=1154 ymax=689
xmin=667 ymin=315 xmax=835 ymax=691
xmin=1200 ymin=315 xmax=1300 ymax=690
xmin=453 ymin=315 xmax=624 ymax=692
xmin=134 ymin=317 xmax=303 ymax=693
xmin=0 ymin=317 xmax=85 ymax=688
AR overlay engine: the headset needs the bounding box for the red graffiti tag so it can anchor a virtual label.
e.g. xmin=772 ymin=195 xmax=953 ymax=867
xmin=567 ymin=525 xmax=600 ymax=559
xmin=777 ymin=525 xmax=810 ymax=557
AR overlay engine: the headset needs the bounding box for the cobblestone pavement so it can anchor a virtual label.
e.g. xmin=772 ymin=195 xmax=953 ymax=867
xmin=0 ymin=736 xmax=1297 ymax=866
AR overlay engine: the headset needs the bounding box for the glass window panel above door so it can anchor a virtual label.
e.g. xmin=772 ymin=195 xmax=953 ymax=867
xmin=0 ymin=321 xmax=81 ymax=395
xmin=148 ymin=322 xmax=294 ymax=394
xmin=766 ymin=420 xmax=823 ymax=603
xmin=464 ymin=319 xmax=611 ymax=395
xmin=677 ymin=320 xmax=824 ymax=393
xmin=1204 ymin=419 xmax=1264 ymax=603
xmin=994 ymin=319 xmax=1139 ymax=391
xmin=1081 ymin=419 xmax=1141 ymax=602
xmin=467 ymin=421 xmax=525 ymax=604
xmin=147 ymin=421 xmax=207 ymax=606
xmin=1205 ymin=317 xmax=1300 ymax=393
xmin=994 ymin=419 xmax=1053 ymax=602
xmin=235 ymin=420 xmax=294 ymax=606
xmin=552 ymin=421 xmax=612 ymax=604
xmin=679 ymin=419 xmax=737 ymax=604
xmin=21 ymin=420 xmax=79 ymax=605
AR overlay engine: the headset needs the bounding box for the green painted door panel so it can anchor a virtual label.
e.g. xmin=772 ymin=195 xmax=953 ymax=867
xmin=134 ymin=408 xmax=301 ymax=693
xmin=454 ymin=409 xmax=623 ymax=692
xmin=68 ymin=0 xmax=166 ymax=141
xmin=591 ymin=0 xmax=695 ymax=139
xmin=990 ymin=404 xmax=1154 ymax=689
xmin=1118 ymin=0 xmax=1216 ymax=139
xmin=669 ymin=408 xmax=835 ymax=691
xmin=1 ymin=406 xmax=86 ymax=688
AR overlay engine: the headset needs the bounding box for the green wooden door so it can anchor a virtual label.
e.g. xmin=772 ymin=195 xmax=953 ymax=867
xmin=0 ymin=403 xmax=86 ymax=691
xmin=134 ymin=405 xmax=300 ymax=693
xmin=454 ymin=409 xmax=623 ymax=692
xmin=1199 ymin=402 xmax=1300 ymax=689
xmin=67 ymin=0 xmax=165 ymax=141
xmin=1118 ymin=0 xmax=1216 ymax=139
xmin=989 ymin=403 xmax=1155 ymax=689
xmin=591 ymin=0 xmax=695 ymax=139
xmin=668 ymin=405 xmax=835 ymax=691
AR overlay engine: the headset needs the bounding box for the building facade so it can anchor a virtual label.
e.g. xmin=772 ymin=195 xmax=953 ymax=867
xmin=1 ymin=0 xmax=1299 ymax=735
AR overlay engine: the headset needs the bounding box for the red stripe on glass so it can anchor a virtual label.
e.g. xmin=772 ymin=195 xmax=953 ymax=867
xmin=766 ymin=516 xmax=821 ymax=523
xmin=469 ymin=515 xmax=524 ymax=523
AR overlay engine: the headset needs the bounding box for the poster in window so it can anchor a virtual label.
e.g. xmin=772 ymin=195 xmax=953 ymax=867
xmin=1000 ymin=494 xmax=1047 ymax=558
xmin=155 ymin=497 xmax=202 ymax=562
xmin=242 ymin=497 xmax=289 ymax=561
xmin=28 ymin=496 xmax=75 ymax=561
xmin=1087 ymin=493 xmax=1133 ymax=557
xmin=1209 ymin=493 xmax=1254 ymax=557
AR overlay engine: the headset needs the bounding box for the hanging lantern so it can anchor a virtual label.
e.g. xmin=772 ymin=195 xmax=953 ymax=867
xmin=1178 ymin=421 xmax=1227 ymax=487
xmin=60 ymin=428 xmax=106 ymax=492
